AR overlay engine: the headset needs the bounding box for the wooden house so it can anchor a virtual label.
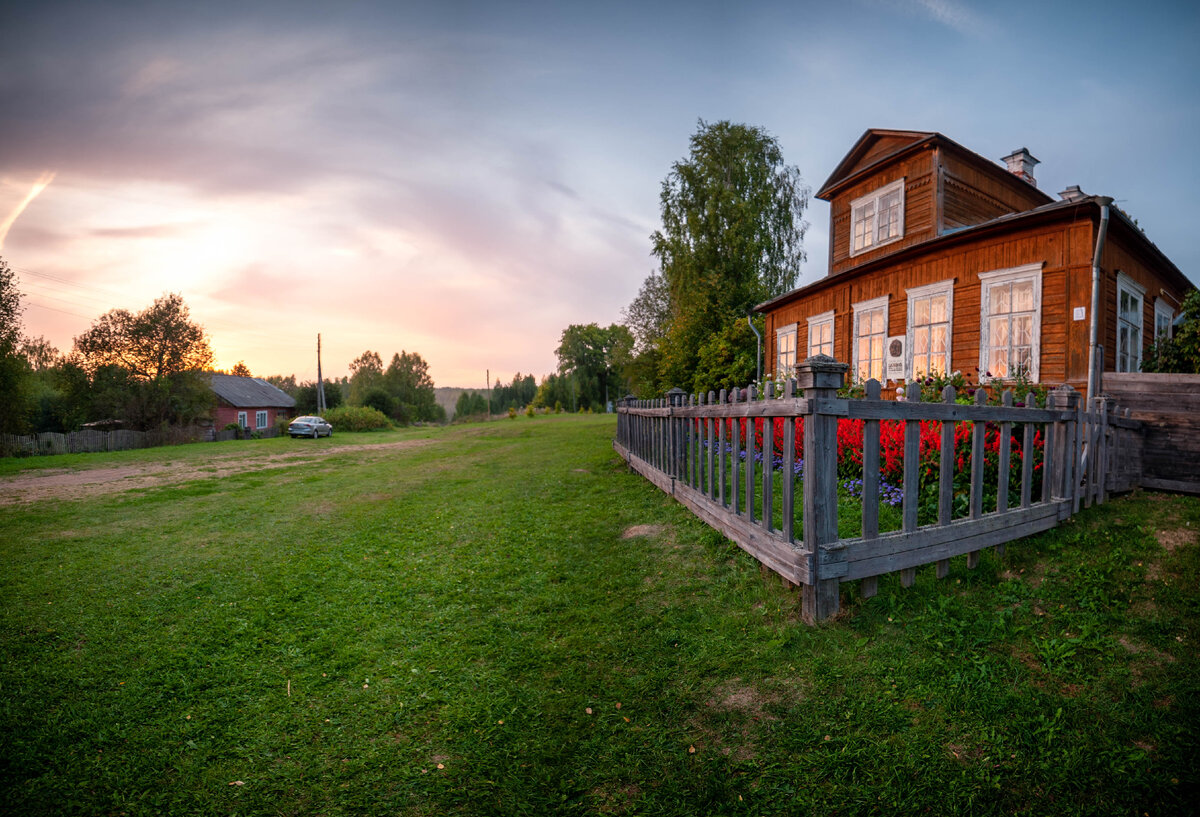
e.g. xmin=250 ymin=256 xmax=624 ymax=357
xmin=209 ymin=373 xmax=296 ymax=432
xmin=757 ymin=129 xmax=1195 ymax=400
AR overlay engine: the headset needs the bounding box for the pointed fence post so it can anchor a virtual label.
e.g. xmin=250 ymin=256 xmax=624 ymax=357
xmin=1047 ymin=386 xmax=1080 ymax=517
xmin=667 ymin=387 xmax=685 ymax=482
xmin=797 ymin=355 xmax=849 ymax=623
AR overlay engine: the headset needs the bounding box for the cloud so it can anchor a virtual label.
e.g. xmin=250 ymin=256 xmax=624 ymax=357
xmin=89 ymin=222 xmax=195 ymax=239
xmin=911 ymin=0 xmax=991 ymax=36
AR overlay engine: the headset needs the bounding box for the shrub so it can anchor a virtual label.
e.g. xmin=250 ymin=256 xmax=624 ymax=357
xmin=322 ymin=405 xmax=392 ymax=432
xmin=507 ymin=406 xmax=518 ymax=419
xmin=525 ymin=405 xmax=535 ymax=418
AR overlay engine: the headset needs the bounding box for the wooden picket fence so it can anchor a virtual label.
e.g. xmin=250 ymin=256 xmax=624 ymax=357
xmin=614 ymin=356 xmax=1142 ymax=622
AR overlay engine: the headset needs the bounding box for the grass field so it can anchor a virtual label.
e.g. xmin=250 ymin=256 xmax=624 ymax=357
xmin=1 ymin=415 xmax=1197 ymax=815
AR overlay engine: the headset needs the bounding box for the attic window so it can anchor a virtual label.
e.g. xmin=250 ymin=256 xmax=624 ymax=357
xmin=850 ymin=178 xmax=905 ymax=257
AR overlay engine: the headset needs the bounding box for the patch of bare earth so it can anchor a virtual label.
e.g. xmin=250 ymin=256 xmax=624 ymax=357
xmin=0 ymin=439 xmax=435 ymax=505
xmin=691 ymin=677 xmax=797 ymax=762
xmin=1156 ymin=527 xmax=1196 ymax=554
xmin=589 ymin=783 xmax=642 ymax=815
xmin=946 ymin=742 xmax=988 ymax=764
xmin=621 ymin=524 xmax=667 ymax=539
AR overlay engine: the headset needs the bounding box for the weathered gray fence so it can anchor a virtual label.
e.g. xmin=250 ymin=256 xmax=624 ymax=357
xmin=0 ymin=424 xmax=280 ymax=457
xmin=1102 ymin=372 xmax=1200 ymax=495
xmin=614 ymin=356 xmax=1142 ymax=622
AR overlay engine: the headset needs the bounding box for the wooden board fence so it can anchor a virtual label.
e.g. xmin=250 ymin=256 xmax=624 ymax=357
xmin=0 ymin=425 xmax=279 ymax=457
xmin=615 ymin=355 xmax=1138 ymax=622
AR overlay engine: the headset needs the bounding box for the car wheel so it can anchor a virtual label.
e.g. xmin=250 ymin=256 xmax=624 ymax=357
xmin=312 ymin=428 xmax=319 ymax=439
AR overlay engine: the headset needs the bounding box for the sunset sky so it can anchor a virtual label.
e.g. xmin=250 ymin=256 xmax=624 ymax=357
xmin=2 ymin=0 xmax=1197 ymax=387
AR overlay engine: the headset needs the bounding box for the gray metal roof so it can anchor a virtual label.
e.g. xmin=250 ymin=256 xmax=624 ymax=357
xmin=210 ymin=374 xmax=296 ymax=408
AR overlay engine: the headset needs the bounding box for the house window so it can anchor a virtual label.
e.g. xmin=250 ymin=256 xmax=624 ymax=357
xmin=237 ymin=411 xmax=248 ymax=428
xmin=808 ymin=310 xmax=834 ymax=358
xmin=852 ymin=295 xmax=889 ymax=383
xmin=906 ymin=280 xmax=953 ymax=380
xmin=978 ymin=263 xmax=1042 ymax=381
xmin=1116 ymin=272 xmax=1145 ymax=372
xmin=776 ymin=325 xmax=798 ymax=376
xmin=1154 ymin=297 xmax=1174 ymax=341
xmin=850 ymin=178 xmax=905 ymax=257
xmin=256 ymin=410 xmax=269 ymax=429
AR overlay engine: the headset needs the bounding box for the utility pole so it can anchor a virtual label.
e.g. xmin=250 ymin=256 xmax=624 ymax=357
xmin=486 ymin=369 xmax=491 ymax=419
xmin=316 ymin=334 xmax=327 ymax=414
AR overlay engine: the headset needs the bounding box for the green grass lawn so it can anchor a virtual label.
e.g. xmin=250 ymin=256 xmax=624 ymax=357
xmin=1 ymin=415 xmax=1196 ymax=816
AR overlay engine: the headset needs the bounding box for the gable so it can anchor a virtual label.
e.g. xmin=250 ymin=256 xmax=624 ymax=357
xmin=817 ymin=130 xmax=935 ymax=200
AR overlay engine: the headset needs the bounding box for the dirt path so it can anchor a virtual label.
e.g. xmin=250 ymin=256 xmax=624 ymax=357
xmin=0 ymin=439 xmax=435 ymax=505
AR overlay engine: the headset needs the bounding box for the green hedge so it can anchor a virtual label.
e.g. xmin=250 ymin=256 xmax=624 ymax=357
xmin=321 ymin=405 xmax=393 ymax=432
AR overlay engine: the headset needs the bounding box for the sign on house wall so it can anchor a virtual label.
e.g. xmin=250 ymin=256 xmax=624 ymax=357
xmin=885 ymin=336 xmax=905 ymax=382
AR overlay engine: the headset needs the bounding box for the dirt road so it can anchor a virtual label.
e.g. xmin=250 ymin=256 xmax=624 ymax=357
xmin=0 ymin=440 xmax=434 ymax=505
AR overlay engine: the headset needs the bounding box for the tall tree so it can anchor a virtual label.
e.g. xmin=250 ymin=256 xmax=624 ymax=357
xmin=649 ymin=119 xmax=808 ymax=393
xmin=555 ymin=323 xmax=633 ymax=410
xmin=0 ymin=257 xmax=32 ymax=432
xmin=348 ymin=350 xmax=384 ymax=405
xmin=383 ymin=350 xmax=439 ymax=423
xmin=73 ymin=292 xmax=213 ymax=381
xmin=230 ymin=361 xmax=252 ymax=377
xmin=70 ymin=293 xmax=214 ymax=428
xmin=20 ymin=335 xmax=60 ymax=372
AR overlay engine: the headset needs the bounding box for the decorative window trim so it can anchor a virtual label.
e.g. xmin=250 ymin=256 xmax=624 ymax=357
xmin=256 ymin=410 xmax=269 ymax=429
xmin=775 ymin=323 xmax=798 ymax=378
xmin=852 ymin=295 xmax=890 ymax=383
xmin=849 ymin=178 xmax=905 ymax=257
xmin=1116 ymin=272 xmax=1146 ymax=372
xmin=807 ymin=310 xmax=835 ymax=358
xmin=237 ymin=411 xmax=248 ymax=428
xmin=1154 ymin=297 xmax=1175 ymax=340
xmin=905 ymin=279 xmax=954 ymax=380
xmin=978 ymin=262 xmax=1043 ymax=383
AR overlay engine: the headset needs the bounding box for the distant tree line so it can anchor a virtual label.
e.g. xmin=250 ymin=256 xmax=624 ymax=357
xmin=2 ymin=259 xmax=218 ymax=434
xmin=0 ymin=257 xmax=445 ymax=435
xmin=451 ymin=373 xmax=537 ymax=420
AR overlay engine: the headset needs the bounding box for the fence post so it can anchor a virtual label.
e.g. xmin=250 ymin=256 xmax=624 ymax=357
xmin=797 ymin=355 xmax=849 ymax=623
xmin=667 ymin=387 xmax=686 ymax=481
xmin=1047 ymin=386 xmax=1080 ymax=512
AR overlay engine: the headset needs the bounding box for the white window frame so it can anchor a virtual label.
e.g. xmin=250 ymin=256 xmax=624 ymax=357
xmin=849 ymin=178 xmax=906 ymax=257
xmin=256 ymin=410 xmax=269 ymax=429
xmin=1116 ymin=272 xmax=1146 ymax=372
xmin=807 ymin=310 xmax=835 ymax=358
xmin=978 ymin=263 xmax=1043 ymax=383
xmin=905 ymin=279 xmax=954 ymax=380
xmin=775 ymin=324 xmax=798 ymax=377
xmin=1154 ymin=297 xmax=1174 ymax=342
xmin=852 ymin=295 xmax=890 ymax=383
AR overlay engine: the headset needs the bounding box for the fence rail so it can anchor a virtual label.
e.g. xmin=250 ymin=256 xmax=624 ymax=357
xmin=615 ymin=356 xmax=1143 ymax=622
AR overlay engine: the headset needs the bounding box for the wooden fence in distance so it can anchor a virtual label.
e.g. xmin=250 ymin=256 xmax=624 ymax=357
xmin=0 ymin=424 xmax=281 ymax=457
xmin=614 ymin=356 xmax=1142 ymax=622
xmin=1102 ymin=372 xmax=1200 ymax=495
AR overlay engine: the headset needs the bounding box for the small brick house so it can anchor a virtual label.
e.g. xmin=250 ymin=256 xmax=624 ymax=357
xmin=757 ymin=129 xmax=1195 ymax=399
xmin=210 ymin=374 xmax=296 ymax=432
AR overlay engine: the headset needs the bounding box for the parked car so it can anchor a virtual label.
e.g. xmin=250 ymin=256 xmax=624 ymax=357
xmin=288 ymin=416 xmax=333 ymax=438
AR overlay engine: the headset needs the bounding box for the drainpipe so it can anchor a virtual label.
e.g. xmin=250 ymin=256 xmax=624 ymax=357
xmin=747 ymin=313 xmax=762 ymax=385
xmin=1086 ymin=197 xmax=1113 ymax=403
